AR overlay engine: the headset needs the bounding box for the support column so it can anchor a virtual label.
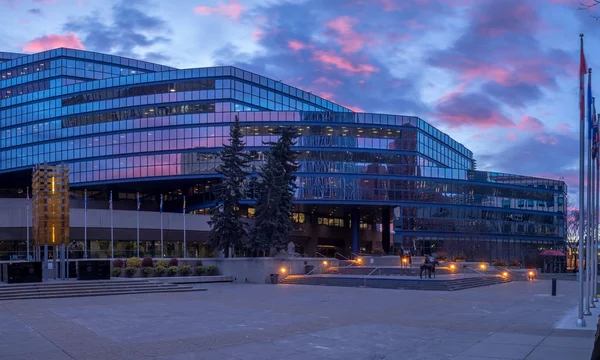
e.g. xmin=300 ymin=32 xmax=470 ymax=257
xmin=351 ymin=208 xmax=359 ymax=255
xmin=382 ymin=207 xmax=391 ymax=255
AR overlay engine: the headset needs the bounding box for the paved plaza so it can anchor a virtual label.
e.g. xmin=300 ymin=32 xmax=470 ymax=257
xmin=0 ymin=280 xmax=594 ymax=360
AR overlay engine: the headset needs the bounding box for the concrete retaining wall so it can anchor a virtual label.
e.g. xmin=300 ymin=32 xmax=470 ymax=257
xmin=198 ymin=257 xmax=339 ymax=284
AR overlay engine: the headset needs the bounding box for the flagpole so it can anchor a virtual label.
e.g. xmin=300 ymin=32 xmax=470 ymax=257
xmin=586 ymin=68 xmax=593 ymax=315
xmin=591 ymin=139 xmax=596 ymax=309
xmin=110 ymin=190 xmax=114 ymax=259
xmin=578 ymin=34 xmax=587 ymax=327
xmin=137 ymin=192 xmax=140 ymax=258
xmin=26 ymin=187 xmax=29 ymax=261
xmin=183 ymin=195 xmax=186 ymax=259
xmin=84 ymin=189 xmax=88 ymax=259
xmin=160 ymin=194 xmax=164 ymax=258
xmin=592 ymin=150 xmax=600 ymax=302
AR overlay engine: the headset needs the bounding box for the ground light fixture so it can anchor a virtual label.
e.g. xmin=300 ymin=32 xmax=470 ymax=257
xmin=502 ymin=271 xmax=509 ymax=277
xmin=280 ymin=267 xmax=286 ymax=274
xmin=323 ymin=260 xmax=328 ymax=266
xmin=480 ymin=264 xmax=487 ymax=270
xmin=449 ymin=264 xmax=456 ymax=270
xmin=357 ymin=258 xmax=362 ymax=264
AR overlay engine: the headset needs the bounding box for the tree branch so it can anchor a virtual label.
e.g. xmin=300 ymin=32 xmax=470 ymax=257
xmin=579 ymin=0 xmax=600 ymax=10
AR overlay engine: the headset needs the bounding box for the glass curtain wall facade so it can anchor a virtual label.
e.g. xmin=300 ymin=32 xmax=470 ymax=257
xmin=0 ymin=48 xmax=566 ymax=261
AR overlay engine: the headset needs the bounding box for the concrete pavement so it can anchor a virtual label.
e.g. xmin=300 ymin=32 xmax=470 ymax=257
xmin=0 ymin=279 xmax=593 ymax=359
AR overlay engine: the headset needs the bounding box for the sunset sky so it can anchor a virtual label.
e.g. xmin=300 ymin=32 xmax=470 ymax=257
xmin=0 ymin=0 xmax=596 ymax=201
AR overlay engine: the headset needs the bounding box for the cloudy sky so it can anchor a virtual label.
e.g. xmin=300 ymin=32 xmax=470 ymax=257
xmin=0 ymin=0 xmax=597 ymax=200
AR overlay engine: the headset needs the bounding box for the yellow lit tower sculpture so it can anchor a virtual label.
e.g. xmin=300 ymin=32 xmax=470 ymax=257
xmin=32 ymin=164 xmax=70 ymax=280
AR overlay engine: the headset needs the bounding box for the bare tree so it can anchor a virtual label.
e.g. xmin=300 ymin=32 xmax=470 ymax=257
xmin=566 ymin=207 xmax=583 ymax=268
xmin=579 ymin=1 xmax=600 ymax=19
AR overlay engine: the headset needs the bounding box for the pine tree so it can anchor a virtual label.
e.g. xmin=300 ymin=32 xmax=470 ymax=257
xmin=208 ymin=115 xmax=251 ymax=257
xmin=249 ymin=126 xmax=299 ymax=253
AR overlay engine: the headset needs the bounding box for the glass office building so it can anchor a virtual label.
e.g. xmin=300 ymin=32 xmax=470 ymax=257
xmin=0 ymin=48 xmax=566 ymax=262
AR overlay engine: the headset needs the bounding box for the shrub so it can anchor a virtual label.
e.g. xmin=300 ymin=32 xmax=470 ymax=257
xmin=113 ymin=259 xmax=124 ymax=268
xmin=126 ymin=257 xmax=142 ymax=268
xmin=509 ymin=259 xmax=521 ymax=267
xmin=206 ymin=265 xmax=218 ymax=275
xmin=180 ymin=264 xmax=192 ymax=276
xmin=195 ymin=260 xmax=203 ymax=267
xmin=141 ymin=257 xmax=154 ymax=267
xmin=194 ymin=266 xmax=206 ymax=276
xmin=155 ymin=260 xmax=168 ymax=268
xmin=493 ymin=260 xmax=508 ymax=267
xmin=167 ymin=266 xmax=179 ymax=277
xmin=168 ymin=258 xmax=179 ymax=267
xmin=141 ymin=267 xmax=154 ymax=277
xmin=125 ymin=267 xmax=138 ymax=277
xmin=111 ymin=268 xmax=122 ymax=277
xmin=155 ymin=266 xmax=166 ymax=277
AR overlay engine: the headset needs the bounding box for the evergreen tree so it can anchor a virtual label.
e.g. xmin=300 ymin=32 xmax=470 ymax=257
xmin=208 ymin=115 xmax=251 ymax=257
xmin=249 ymin=126 xmax=299 ymax=253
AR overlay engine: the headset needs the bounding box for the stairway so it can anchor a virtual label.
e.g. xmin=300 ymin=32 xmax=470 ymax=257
xmin=0 ymin=280 xmax=207 ymax=301
xmin=280 ymin=275 xmax=510 ymax=291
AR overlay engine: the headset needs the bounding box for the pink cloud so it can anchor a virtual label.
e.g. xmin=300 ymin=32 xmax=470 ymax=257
xmin=556 ymin=122 xmax=573 ymax=134
xmin=317 ymin=92 xmax=336 ymax=101
xmin=403 ymin=18 xmax=425 ymax=30
xmin=435 ymin=91 xmax=514 ymax=129
xmin=194 ymin=0 xmax=244 ymax=21
xmin=252 ymin=30 xmax=263 ymax=41
xmin=314 ymin=77 xmax=342 ymax=87
xmin=457 ymin=60 xmax=512 ymax=85
xmin=344 ymin=104 xmax=364 ymax=112
xmin=507 ymin=132 xmax=518 ymax=141
xmin=516 ymin=115 xmax=545 ymax=132
xmin=535 ymin=135 xmax=559 ymax=145
xmin=436 ymin=82 xmax=470 ymax=104
xmin=311 ymin=50 xmax=378 ymax=74
xmin=288 ymin=40 xmax=308 ymax=52
xmin=22 ymin=33 xmax=85 ymax=53
xmin=438 ymin=112 xmax=512 ymax=129
xmin=325 ymin=16 xmax=371 ymax=53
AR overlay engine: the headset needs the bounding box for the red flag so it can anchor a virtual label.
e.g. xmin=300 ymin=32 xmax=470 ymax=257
xmin=581 ymin=34 xmax=587 ymax=122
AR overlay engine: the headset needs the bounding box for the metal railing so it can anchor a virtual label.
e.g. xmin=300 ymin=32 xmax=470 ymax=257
xmin=306 ymin=266 xmax=322 ymax=276
xmin=493 ymin=266 xmax=528 ymax=280
xmin=367 ymin=267 xmax=382 ymax=276
xmin=363 ymin=267 xmax=382 ymax=287
xmin=464 ymin=266 xmax=491 ymax=278
xmin=314 ymin=252 xmax=327 ymax=259
xmin=334 ymin=252 xmax=349 ymax=260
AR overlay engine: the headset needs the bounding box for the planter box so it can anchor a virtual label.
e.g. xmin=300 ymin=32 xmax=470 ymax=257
xmin=78 ymin=260 xmax=111 ymax=280
xmin=2 ymin=262 xmax=42 ymax=284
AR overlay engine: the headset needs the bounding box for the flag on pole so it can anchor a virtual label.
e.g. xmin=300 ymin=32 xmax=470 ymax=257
xmin=183 ymin=195 xmax=186 ymax=213
xmin=109 ymin=190 xmax=113 ymax=210
xmin=589 ymin=70 xmax=594 ymax=140
xmin=137 ymin=192 xmax=140 ymax=211
xmin=593 ymin=98 xmax=598 ymax=159
xmin=160 ymin=194 xmax=163 ymax=213
xmin=581 ymin=36 xmax=588 ymax=123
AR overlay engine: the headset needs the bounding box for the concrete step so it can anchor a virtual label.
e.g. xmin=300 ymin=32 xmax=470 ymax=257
xmin=0 ymin=283 xmax=184 ymax=297
xmin=0 ymin=278 xmax=212 ymax=301
xmin=280 ymin=275 xmax=511 ymax=291
xmin=0 ymin=279 xmax=152 ymax=290
xmin=0 ymin=287 xmax=206 ymax=301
